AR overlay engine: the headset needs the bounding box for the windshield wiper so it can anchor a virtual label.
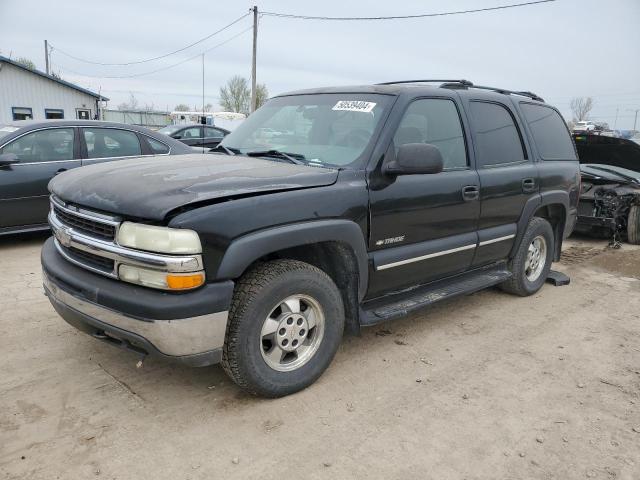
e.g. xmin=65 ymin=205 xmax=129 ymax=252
xmin=245 ymin=149 xmax=306 ymax=165
xmin=211 ymin=144 xmax=238 ymax=155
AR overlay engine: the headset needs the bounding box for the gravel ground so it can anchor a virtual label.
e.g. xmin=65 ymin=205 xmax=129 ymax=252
xmin=1 ymin=233 xmax=639 ymax=480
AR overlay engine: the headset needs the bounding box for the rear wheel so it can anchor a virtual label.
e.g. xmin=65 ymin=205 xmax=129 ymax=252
xmin=501 ymin=217 xmax=554 ymax=296
xmin=627 ymin=205 xmax=640 ymax=245
xmin=222 ymin=259 xmax=344 ymax=397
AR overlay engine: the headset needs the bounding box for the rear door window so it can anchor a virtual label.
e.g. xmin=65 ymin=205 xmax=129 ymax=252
xmin=83 ymin=128 xmax=141 ymax=159
xmin=520 ymin=103 xmax=577 ymax=160
xmin=469 ymin=101 xmax=526 ymax=167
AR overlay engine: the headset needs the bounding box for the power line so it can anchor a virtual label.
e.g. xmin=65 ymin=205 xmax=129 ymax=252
xmin=52 ymin=26 xmax=253 ymax=79
xmin=51 ymin=12 xmax=250 ymax=66
xmin=261 ymin=0 xmax=555 ymax=21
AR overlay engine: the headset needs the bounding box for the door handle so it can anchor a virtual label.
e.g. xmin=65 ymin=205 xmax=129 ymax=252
xmin=462 ymin=185 xmax=480 ymax=201
xmin=55 ymin=168 xmax=67 ymax=176
xmin=522 ymin=178 xmax=536 ymax=193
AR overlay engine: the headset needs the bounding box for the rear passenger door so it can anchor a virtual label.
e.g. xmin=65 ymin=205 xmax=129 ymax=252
xmin=81 ymin=127 xmax=143 ymax=165
xmin=463 ymin=99 xmax=538 ymax=266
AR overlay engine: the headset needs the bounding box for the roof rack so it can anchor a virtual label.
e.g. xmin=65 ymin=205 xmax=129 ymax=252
xmin=377 ymin=79 xmax=474 ymax=87
xmin=377 ymin=79 xmax=545 ymax=103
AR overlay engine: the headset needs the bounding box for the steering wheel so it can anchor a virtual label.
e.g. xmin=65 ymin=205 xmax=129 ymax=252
xmin=338 ymin=129 xmax=371 ymax=149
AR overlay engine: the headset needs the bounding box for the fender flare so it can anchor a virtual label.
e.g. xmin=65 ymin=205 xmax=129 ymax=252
xmin=216 ymin=220 xmax=369 ymax=299
xmin=511 ymin=191 xmax=570 ymax=259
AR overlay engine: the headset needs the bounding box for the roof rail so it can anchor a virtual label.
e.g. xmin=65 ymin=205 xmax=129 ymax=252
xmin=463 ymin=85 xmax=545 ymax=102
xmin=376 ymin=79 xmax=545 ymax=102
xmin=377 ymin=79 xmax=474 ymax=87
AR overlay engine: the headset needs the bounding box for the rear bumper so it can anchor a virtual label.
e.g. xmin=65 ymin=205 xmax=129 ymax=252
xmin=41 ymin=237 xmax=234 ymax=366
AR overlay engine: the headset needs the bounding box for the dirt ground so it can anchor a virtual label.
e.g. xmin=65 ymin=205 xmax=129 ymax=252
xmin=1 ymin=233 xmax=639 ymax=480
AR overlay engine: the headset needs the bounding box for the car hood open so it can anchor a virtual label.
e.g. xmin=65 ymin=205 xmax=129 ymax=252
xmin=49 ymin=154 xmax=339 ymax=221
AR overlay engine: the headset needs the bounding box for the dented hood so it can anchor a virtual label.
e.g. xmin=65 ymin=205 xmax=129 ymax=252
xmin=49 ymin=154 xmax=338 ymax=220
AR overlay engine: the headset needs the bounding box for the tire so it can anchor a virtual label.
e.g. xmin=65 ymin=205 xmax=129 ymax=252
xmin=500 ymin=217 xmax=554 ymax=297
xmin=222 ymin=259 xmax=345 ymax=397
xmin=627 ymin=205 xmax=640 ymax=245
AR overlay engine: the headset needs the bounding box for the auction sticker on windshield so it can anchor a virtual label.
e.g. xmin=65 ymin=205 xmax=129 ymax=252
xmin=332 ymin=101 xmax=376 ymax=113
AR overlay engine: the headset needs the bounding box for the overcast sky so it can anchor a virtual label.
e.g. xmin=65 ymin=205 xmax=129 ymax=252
xmin=1 ymin=0 xmax=639 ymax=128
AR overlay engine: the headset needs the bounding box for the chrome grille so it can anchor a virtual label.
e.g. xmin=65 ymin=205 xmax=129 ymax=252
xmin=52 ymin=204 xmax=116 ymax=240
xmin=67 ymin=246 xmax=116 ymax=273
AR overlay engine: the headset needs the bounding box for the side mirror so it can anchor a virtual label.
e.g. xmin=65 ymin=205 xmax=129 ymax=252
xmin=384 ymin=143 xmax=444 ymax=175
xmin=173 ymin=134 xmax=182 ymax=139
xmin=0 ymin=153 xmax=19 ymax=167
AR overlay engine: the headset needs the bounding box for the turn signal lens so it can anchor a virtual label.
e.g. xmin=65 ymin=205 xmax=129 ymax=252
xmin=166 ymin=273 xmax=205 ymax=290
xmin=118 ymin=264 xmax=205 ymax=291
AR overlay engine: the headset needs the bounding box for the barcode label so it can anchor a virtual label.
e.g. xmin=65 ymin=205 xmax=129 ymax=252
xmin=332 ymin=101 xmax=377 ymax=113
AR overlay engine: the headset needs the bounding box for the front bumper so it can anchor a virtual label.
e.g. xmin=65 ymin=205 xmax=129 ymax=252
xmin=42 ymin=237 xmax=234 ymax=367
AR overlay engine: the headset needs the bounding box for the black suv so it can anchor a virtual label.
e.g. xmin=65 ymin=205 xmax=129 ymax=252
xmin=41 ymin=80 xmax=580 ymax=397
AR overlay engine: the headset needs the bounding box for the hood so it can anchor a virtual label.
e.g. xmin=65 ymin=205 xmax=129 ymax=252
xmin=580 ymin=164 xmax=640 ymax=186
xmin=574 ymin=134 xmax=640 ymax=172
xmin=49 ymin=154 xmax=339 ymax=221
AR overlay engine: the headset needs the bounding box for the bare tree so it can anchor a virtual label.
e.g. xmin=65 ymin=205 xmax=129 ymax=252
xmin=117 ymin=93 xmax=139 ymax=111
xmin=219 ymin=76 xmax=251 ymax=114
xmin=204 ymin=103 xmax=214 ymax=112
xmin=570 ymin=97 xmax=594 ymax=122
xmin=15 ymin=56 xmax=36 ymax=70
xmin=174 ymin=104 xmax=190 ymax=112
xmin=255 ymin=84 xmax=269 ymax=110
xmin=219 ymin=76 xmax=269 ymax=114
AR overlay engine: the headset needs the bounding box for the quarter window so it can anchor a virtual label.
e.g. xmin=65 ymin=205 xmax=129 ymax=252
xmin=0 ymin=128 xmax=75 ymax=162
xmin=469 ymin=101 xmax=525 ymax=166
xmin=393 ymin=98 xmax=467 ymax=169
xmin=83 ymin=128 xmax=141 ymax=159
xmin=520 ymin=103 xmax=577 ymax=160
xmin=147 ymin=137 xmax=170 ymax=154
xmin=12 ymin=107 xmax=33 ymax=121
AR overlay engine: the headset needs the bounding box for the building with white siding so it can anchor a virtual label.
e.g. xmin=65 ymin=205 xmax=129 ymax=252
xmin=0 ymin=55 xmax=108 ymax=123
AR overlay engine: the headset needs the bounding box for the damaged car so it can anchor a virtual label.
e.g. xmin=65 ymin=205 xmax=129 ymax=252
xmin=574 ymin=133 xmax=640 ymax=244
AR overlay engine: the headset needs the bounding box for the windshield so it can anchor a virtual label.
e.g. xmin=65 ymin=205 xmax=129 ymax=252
xmin=221 ymin=93 xmax=393 ymax=168
xmin=0 ymin=125 xmax=19 ymax=143
xmin=158 ymin=125 xmax=185 ymax=135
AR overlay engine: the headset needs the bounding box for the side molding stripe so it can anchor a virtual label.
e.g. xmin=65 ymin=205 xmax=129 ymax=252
xmin=478 ymin=234 xmax=515 ymax=247
xmin=376 ymin=244 xmax=476 ymax=271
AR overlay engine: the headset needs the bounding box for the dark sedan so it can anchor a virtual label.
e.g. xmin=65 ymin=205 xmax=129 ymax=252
xmin=157 ymin=124 xmax=230 ymax=149
xmin=0 ymin=120 xmax=193 ymax=235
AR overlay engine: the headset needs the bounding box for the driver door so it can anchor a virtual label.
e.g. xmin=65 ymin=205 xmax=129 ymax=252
xmin=0 ymin=127 xmax=80 ymax=229
xmin=367 ymin=97 xmax=480 ymax=297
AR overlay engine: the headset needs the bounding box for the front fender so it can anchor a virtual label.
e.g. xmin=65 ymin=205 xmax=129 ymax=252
xmin=216 ymin=220 xmax=369 ymax=299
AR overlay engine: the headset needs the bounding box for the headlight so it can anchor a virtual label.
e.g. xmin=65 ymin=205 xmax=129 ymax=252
xmin=117 ymin=222 xmax=202 ymax=254
xmin=119 ymin=264 xmax=205 ymax=290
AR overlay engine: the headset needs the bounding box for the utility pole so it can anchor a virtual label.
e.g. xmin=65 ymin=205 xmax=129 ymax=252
xmin=628 ymin=108 xmax=639 ymax=131
xmin=250 ymin=5 xmax=258 ymax=113
xmin=202 ymin=53 xmax=205 ymax=123
xmin=44 ymin=39 xmax=50 ymax=75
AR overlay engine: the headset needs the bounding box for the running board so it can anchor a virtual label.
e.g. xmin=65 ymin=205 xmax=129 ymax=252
xmin=360 ymin=264 xmax=512 ymax=326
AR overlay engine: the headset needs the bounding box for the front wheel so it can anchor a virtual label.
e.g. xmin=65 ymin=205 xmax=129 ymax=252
xmin=222 ymin=260 xmax=345 ymax=397
xmin=500 ymin=217 xmax=554 ymax=296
